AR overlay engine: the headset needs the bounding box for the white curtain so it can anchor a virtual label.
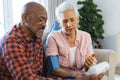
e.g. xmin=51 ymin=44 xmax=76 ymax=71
xmin=41 ymin=0 xmax=64 ymax=43
xmin=43 ymin=0 xmax=64 ymax=31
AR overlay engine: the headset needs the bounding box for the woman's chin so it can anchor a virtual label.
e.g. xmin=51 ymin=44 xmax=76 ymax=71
xmin=65 ymin=32 xmax=71 ymax=36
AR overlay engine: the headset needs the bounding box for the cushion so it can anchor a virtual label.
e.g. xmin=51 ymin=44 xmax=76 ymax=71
xmin=43 ymin=21 xmax=61 ymax=51
xmin=50 ymin=21 xmax=61 ymax=33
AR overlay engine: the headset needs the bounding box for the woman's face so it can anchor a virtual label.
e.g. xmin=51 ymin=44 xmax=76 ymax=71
xmin=59 ymin=10 xmax=79 ymax=35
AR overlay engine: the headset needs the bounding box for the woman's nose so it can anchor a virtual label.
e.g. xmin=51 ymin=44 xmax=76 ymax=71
xmin=67 ymin=22 xmax=71 ymax=27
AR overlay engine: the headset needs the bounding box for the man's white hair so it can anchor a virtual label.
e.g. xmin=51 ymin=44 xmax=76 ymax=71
xmin=55 ymin=2 xmax=79 ymax=20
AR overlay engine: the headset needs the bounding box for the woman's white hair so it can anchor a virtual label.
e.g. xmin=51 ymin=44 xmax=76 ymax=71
xmin=55 ymin=2 xmax=79 ymax=20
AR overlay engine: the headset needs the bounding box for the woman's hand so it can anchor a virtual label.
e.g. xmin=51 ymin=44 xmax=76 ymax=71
xmin=84 ymin=54 xmax=96 ymax=70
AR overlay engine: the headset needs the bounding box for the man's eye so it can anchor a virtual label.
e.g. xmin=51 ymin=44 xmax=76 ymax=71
xmin=39 ymin=17 xmax=47 ymax=23
xmin=39 ymin=18 xmax=43 ymax=22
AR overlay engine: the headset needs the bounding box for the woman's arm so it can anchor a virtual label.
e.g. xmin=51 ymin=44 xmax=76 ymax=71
xmin=46 ymin=55 xmax=76 ymax=79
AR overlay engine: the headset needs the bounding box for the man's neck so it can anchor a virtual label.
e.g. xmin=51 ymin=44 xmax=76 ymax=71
xmin=21 ymin=24 xmax=37 ymax=39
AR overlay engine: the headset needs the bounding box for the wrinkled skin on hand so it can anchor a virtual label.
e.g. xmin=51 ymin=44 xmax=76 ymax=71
xmin=84 ymin=54 xmax=96 ymax=70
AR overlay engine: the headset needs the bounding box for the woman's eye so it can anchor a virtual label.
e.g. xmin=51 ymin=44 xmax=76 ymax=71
xmin=70 ymin=18 xmax=75 ymax=22
xmin=63 ymin=20 xmax=67 ymax=23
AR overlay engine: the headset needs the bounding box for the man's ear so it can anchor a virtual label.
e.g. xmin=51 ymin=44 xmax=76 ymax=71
xmin=22 ymin=14 xmax=26 ymax=22
xmin=22 ymin=14 xmax=28 ymax=23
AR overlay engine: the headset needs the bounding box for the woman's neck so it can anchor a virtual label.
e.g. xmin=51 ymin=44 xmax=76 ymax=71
xmin=67 ymin=30 xmax=76 ymax=47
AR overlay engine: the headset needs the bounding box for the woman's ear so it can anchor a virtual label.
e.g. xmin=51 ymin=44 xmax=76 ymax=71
xmin=57 ymin=20 xmax=62 ymax=27
xmin=77 ymin=16 xmax=80 ymax=23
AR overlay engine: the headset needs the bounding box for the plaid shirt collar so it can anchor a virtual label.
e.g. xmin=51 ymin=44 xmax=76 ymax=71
xmin=16 ymin=23 xmax=36 ymax=42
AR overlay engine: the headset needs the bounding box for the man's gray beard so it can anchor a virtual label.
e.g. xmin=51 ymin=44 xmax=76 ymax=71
xmin=36 ymin=32 xmax=42 ymax=38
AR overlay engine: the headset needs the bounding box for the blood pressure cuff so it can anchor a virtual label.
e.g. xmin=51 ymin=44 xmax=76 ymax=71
xmin=46 ymin=55 xmax=60 ymax=72
xmin=46 ymin=55 xmax=76 ymax=79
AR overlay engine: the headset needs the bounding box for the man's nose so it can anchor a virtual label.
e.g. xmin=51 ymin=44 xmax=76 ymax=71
xmin=37 ymin=21 xmax=46 ymax=27
xmin=42 ymin=21 xmax=46 ymax=27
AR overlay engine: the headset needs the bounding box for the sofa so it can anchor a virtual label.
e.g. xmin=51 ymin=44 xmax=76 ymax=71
xmin=94 ymin=49 xmax=116 ymax=80
xmin=99 ymin=32 xmax=120 ymax=75
xmin=115 ymin=32 xmax=120 ymax=75
xmin=0 ymin=21 xmax=117 ymax=79
xmin=0 ymin=46 xmax=116 ymax=80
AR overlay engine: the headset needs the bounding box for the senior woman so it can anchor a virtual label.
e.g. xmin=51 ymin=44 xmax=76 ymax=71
xmin=45 ymin=2 xmax=104 ymax=80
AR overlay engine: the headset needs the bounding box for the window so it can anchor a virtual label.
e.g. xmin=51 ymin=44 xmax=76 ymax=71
xmin=12 ymin=0 xmax=43 ymax=24
xmin=0 ymin=0 xmax=5 ymax=38
xmin=0 ymin=0 xmax=43 ymax=38
xmin=12 ymin=0 xmax=34 ymax=24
